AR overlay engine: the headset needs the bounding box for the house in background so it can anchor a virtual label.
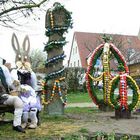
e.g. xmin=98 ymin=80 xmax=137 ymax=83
xmin=68 ymin=31 xmax=140 ymax=74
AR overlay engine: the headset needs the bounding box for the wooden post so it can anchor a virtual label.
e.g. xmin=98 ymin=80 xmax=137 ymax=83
xmin=44 ymin=2 xmax=72 ymax=115
xmin=115 ymin=109 xmax=131 ymax=119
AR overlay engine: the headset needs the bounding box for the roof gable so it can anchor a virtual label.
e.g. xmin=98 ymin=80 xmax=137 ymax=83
xmin=71 ymin=31 xmax=140 ymax=68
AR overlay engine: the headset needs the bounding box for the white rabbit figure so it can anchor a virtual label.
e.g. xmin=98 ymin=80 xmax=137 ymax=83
xmin=11 ymin=33 xmax=41 ymax=129
xmin=11 ymin=33 xmax=37 ymax=89
xmin=11 ymin=33 xmax=31 ymax=70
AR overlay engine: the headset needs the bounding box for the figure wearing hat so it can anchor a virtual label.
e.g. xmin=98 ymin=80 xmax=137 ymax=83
xmin=0 ymin=61 xmax=25 ymax=133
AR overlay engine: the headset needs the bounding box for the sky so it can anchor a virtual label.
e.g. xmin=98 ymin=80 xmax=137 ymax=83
xmin=0 ymin=0 xmax=140 ymax=67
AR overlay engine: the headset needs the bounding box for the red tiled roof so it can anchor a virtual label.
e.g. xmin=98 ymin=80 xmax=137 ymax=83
xmin=69 ymin=31 xmax=140 ymax=69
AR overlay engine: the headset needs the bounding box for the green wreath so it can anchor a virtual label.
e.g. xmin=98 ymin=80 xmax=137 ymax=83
xmin=108 ymin=75 xmax=140 ymax=111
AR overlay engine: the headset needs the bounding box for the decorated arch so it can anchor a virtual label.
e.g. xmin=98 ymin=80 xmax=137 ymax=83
xmin=86 ymin=42 xmax=140 ymax=116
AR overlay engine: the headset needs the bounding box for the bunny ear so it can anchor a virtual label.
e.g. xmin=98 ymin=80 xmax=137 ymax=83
xmin=11 ymin=33 xmax=21 ymax=53
xmin=22 ymin=35 xmax=30 ymax=53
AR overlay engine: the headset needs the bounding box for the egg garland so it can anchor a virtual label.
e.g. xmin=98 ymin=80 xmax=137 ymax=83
xmin=86 ymin=44 xmax=105 ymax=105
xmin=102 ymin=43 xmax=111 ymax=103
xmin=45 ymin=2 xmax=73 ymax=36
xmin=45 ymin=2 xmax=73 ymax=81
xmin=41 ymin=78 xmax=67 ymax=106
xmin=44 ymin=40 xmax=67 ymax=51
xmin=45 ymin=53 xmax=66 ymax=67
xmin=49 ymin=10 xmax=54 ymax=29
xmin=108 ymin=74 xmax=140 ymax=111
xmin=45 ymin=67 xmax=65 ymax=81
xmin=44 ymin=2 xmax=72 ymax=109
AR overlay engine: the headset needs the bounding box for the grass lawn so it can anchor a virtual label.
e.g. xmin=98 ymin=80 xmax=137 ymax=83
xmin=67 ymin=90 xmax=104 ymax=103
xmin=67 ymin=92 xmax=92 ymax=103
xmin=0 ymin=107 xmax=97 ymax=140
xmin=67 ymin=89 xmax=134 ymax=106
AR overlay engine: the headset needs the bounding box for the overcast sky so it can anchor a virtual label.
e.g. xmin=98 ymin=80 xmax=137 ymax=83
xmin=0 ymin=0 xmax=140 ymax=67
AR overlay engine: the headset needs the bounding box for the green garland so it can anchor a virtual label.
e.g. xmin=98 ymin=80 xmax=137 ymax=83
xmin=88 ymin=47 xmax=104 ymax=105
xmin=45 ymin=2 xmax=73 ymax=36
xmin=44 ymin=40 xmax=67 ymax=51
xmin=44 ymin=2 xmax=73 ymax=81
xmin=109 ymin=75 xmax=139 ymax=111
xmin=109 ymin=76 xmax=120 ymax=110
xmin=127 ymin=77 xmax=139 ymax=110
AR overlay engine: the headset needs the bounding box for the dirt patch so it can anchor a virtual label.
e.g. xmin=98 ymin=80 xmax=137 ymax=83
xmin=65 ymin=111 xmax=140 ymax=136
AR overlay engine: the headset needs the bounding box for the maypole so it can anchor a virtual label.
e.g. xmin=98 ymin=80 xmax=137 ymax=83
xmin=42 ymin=2 xmax=73 ymax=115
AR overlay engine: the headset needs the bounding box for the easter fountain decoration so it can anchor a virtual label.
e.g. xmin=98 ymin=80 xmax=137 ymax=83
xmin=86 ymin=35 xmax=140 ymax=118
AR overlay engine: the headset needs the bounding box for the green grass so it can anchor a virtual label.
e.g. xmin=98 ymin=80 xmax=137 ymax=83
xmin=67 ymin=90 xmax=104 ymax=103
xmin=65 ymin=107 xmax=99 ymax=114
xmin=0 ymin=107 xmax=99 ymax=139
xmin=67 ymin=92 xmax=92 ymax=103
xmin=0 ymin=111 xmax=74 ymax=139
xmin=67 ymin=90 xmax=134 ymax=104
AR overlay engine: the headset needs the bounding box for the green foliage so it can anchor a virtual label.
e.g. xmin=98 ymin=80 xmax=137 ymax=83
xmin=64 ymin=132 xmax=140 ymax=140
xmin=102 ymin=34 xmax=113 ymax=43
xmin=30 ymin=48 xmax=46 ymax=71
xmin=40 ymin=111 xmax=71 ymax=122
xmin=79 ymin=128 xmax=88 ymax=133
xmin=65 ymin=67 xmax=86 ymax=92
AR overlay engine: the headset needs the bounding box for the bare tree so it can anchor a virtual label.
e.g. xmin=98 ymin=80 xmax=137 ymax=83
xmin=0 ymin=0 xmax=49 ymax=28
xmin=30 ymin=48 xmax=47 ymax=71
xmin=126 ymin=48 xmax=140 ymax=64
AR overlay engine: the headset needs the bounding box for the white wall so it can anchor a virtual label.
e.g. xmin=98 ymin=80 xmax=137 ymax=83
xmin=68 ymin=37 xmax=82 ymax=67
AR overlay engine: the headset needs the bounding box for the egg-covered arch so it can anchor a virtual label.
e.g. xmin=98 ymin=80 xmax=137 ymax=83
xmin=86 ymin=43 xmax=129 ymax=107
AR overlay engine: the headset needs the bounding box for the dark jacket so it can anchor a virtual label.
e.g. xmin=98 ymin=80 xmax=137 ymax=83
xmin=0 ymin=67 xmax=9 ymax=104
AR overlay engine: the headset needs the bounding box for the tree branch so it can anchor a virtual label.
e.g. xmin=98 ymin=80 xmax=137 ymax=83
xmin=0 ymin=0 xmax=48 ymax=16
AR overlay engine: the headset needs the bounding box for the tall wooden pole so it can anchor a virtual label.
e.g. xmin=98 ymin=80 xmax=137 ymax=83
xmin=44 ymin=2 xmax=72 ymax=115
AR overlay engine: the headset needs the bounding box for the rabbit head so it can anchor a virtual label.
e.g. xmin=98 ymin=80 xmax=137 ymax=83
xmin=11 ymin=33 xmax=32 ymax=71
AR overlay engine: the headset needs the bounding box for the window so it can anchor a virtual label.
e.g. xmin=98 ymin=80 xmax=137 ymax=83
xmin=74 ymin=61 xmax=76 ymax=67
xmin=75 ymin=46 xmax=77 ymax=54
xmin=78 ymin=60 xmax=79 ymax=67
